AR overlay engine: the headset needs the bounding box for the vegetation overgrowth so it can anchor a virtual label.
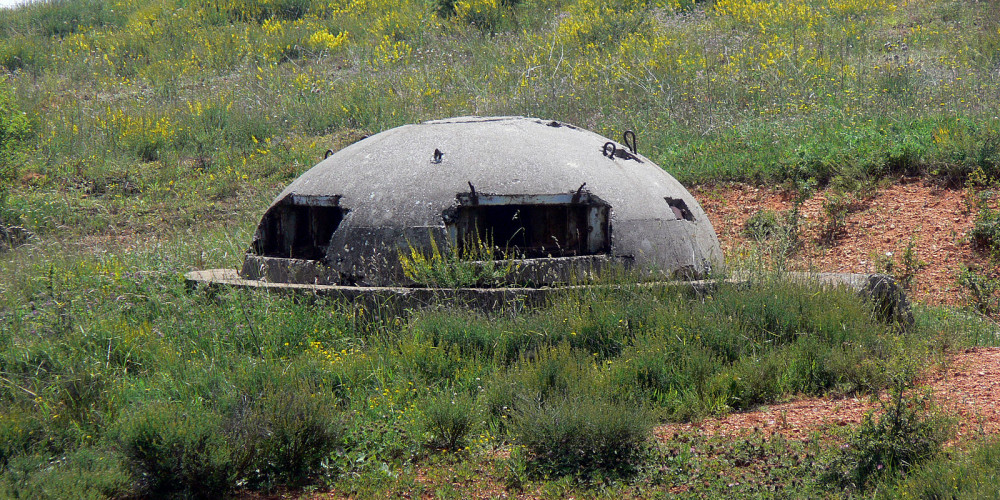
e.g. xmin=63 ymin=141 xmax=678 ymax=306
xmin=1 ymin=0 xmax=1000 ymax=496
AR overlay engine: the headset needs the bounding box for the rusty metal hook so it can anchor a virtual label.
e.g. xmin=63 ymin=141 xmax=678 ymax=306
xmin=572 ymin=182 xmax=587 ymax=203
xmin=623 ymin=130 xmax=637 ymax=154
xmin=467 ymin=181 xmax=478 ymax=204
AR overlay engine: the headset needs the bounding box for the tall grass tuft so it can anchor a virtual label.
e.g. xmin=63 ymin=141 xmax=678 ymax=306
xmin=511 ymin=392 xmax=652 ymax=480
xmin=821 ymin=385 xmax=952 ymax=492
xmin=116 ymin=400 xmax=236 ymax=499
xmin=420 ymin=389 xmax=479 ymax=451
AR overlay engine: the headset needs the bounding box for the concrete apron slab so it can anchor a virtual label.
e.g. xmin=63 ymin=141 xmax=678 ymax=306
xmin=185 ymin=268 xmax=716 ymax=313
xmin=185 ymin=269 xmax=913 ymax=327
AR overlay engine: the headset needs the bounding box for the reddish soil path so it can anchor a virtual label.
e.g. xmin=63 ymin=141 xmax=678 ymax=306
xmin=656 ymin=348 xmax=1000 ymax=448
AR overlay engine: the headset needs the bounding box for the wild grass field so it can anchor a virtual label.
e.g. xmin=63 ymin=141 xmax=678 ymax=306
xmin=1 ymin=0 xmax=1000 ymax=497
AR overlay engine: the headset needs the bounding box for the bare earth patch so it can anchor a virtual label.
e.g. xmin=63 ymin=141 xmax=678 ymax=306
xmin=690 ymin=179 xmax=997 ymax=307
xmin=656 ymin=348 xmax=1000 ymax=449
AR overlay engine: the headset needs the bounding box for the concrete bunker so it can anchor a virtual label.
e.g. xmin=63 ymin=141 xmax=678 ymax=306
xmin=204 ymin=116 xmax=727 ymax=289
xmin=185 ymin=116 xmax=914 ymax=325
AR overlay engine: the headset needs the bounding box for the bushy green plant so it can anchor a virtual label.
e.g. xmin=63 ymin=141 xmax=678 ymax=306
xmin=399 ymin=235 xmax=518 ymax=288
xmin=819 ymin=190 xmax=865 ymax=244
xmin=888 ymin=438 xmax=1000 ymax=499
xmin=511 ymin=392 xmax=651 ymax=480
xmin=743 ymin=204 xmax=804 ymax=265
xmin=229 ymin=0 xmax=312 ymax=22
xmin=742 ymin=209 xmax=781 ymax=240
xmin=971 ymin=203 xmax=1000 ymax=257
xmin=876 ymin=237 xmax=927 ymax=291
xmin=0 ymin=448 xmax=133 ymax=500
xmin=957 ymin=265 xmax=1000 ymax=317
xmin=0 ymin=80 xmax=30 ymax=226
xmin=116 ymin=401 xmax=236 ymax=499
xmin=822 ymin=386 xmax=952 ymax=492
xmin=227 ymin=380 xmax=346 ymax=490
xmin=420 ymin=390 xmax=479 ymax=450
xmin=0 ymin=409 xmax=41 ymax=473
xmin=17 ymin=0 xmax=125 ymax=37
xmin=0 ymin=37 xmax=39 ymax=73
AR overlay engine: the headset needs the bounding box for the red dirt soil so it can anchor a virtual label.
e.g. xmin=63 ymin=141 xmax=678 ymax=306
xmin=656 ymin=348 xmax=1000 ymax=448
xmin=690 ymin=179 xmax=997 ymax=306
xmin=653 ymin=180 xmax=1000 ymax=446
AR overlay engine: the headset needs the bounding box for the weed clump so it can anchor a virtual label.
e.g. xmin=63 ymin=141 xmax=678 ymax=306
xmin=420 ymin=390 xmax=479 ymax=451
xmin=399 ymin=236 xmax=518 ymax=288
xmin=511 ymin=393 xmax=651 ymax=480
xmin=116 ymin=401 xmax=236 ymax=499
xmin=114 ymin=361 xmax=345 ymax=496
xmin=0 ymin=81 xmax=30 ymax=226
xmin=742 ymin=209 xmax=781 ymax=240
xmin=876 ymin=237 xmax=927 ymax=291
xmin=0 ymin=448 xmax=133 ymax=499
xmin=821 ymin=386 xmax=952 ymax=492
xmin=971 ymin=204 xmax=1000 ymax=257
xmin=0 ymin=409 xmax=41 ymax=474
xmin=819 ymin=191 xmax=864 ymax=244
xmin=226 ymin=379 xmax=346 ymax=490
xmin=957 ymin=265 xmax=1000 ymax=317
xmin=742 ymin=203 xmax=804 ymax=265
xmin=890 ymin=438 xmax=1000 ymax=498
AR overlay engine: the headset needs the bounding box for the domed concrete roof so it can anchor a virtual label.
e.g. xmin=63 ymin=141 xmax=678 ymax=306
xmin=241 ymin=116 xmax=722 ymax=286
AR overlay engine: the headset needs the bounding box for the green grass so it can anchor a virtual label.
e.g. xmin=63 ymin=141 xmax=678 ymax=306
xmin=885 ymin=437 xmax=1000 ymax=499
xmin=0 ymin=237 xmax=987 ymax=495
xmin=0 ymin=0 xmax=998 ymax=247
xmin=1 ymin=0 xmax=1000 ymax=496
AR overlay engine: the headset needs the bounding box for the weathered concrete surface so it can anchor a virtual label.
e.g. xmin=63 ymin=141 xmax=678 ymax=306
xmin=244 ymin=116 xmax=723 ymax=286
xmin=187 ymin=268 xmax=554 ymax=312
xmin=189 ymin=268 xmax=704 ymax=313
xmin=240 ymin=254 xmax=635 ymax=287
xmin=187 ymin=269 xmax=913 ymax=328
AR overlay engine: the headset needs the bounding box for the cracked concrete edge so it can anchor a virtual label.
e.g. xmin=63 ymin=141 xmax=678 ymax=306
xmin=185 ymin=269 xmax=912 ymax=326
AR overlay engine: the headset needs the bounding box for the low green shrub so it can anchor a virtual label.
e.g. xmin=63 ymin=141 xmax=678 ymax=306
xmin=511 ymin=392 xmax=652 ymax=480
xmin=116 ymin=401 xmax=236 ymax=499
xmin=420 ymin=390 xmax=479 ymax=450
xmin=500 ymin=345 xmax=596 ymax=404
xmin=225 ymin=360 xmax=346 ymax=490
xmin=0 ymin=408 xmax=42 ymax=473
xmin=957 ymin=265 xmax=1000 ymax=317
xmin=0 ymin=37 xmax=39 ymax=73
xmin=819 ymin=191 xmax=855 ymax=244
xmin=822 ymin=386 xmax=952 ymax=492
xmin=741 ymin=205 xmax=804 ymax=264
xmin=876 ymin=237 xmax=928 ymax=291
xmin=399 ymin=236 xmax=518 ymax=288
xmin=17 ymin=0 xmax=125 ymax=37
xmin=742 ymin=209 xmax=782 ymax=240
xmin=0 ymin=448 xmax=132 ymax=500
xmin=230 ymin=387 xmax=345 ymax=489
xmin=888 ymin=438 xmax=1000 ymax=499
xmin=971 ymin=204 xmax=1000 ymax=256
xmin=609 ymin=340 xmax=728 ymax=420
xmin=0 ymin=80 xmax=30 ymax=225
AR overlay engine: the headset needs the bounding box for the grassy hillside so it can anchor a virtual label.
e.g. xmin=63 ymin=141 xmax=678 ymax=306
xmin=1 ymin=0 xmax=1000 ymax=497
